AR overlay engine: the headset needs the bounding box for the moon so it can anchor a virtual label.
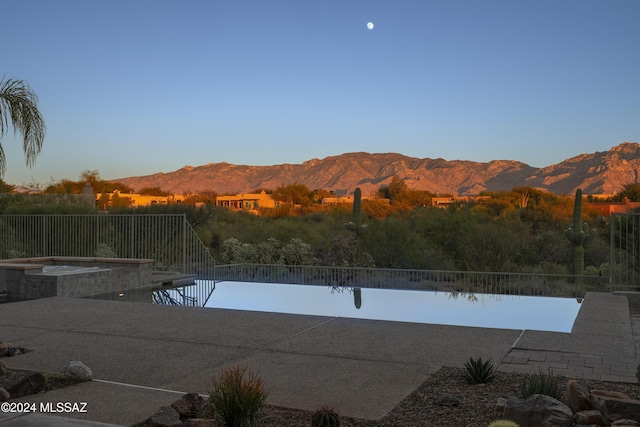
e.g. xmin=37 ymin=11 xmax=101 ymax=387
xmin=367 ymin=22 xmax=374 ymax=30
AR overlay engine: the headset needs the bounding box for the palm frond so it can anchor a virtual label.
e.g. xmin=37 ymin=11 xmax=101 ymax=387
xmin=0 ymin=77 xmax=46 ymax=176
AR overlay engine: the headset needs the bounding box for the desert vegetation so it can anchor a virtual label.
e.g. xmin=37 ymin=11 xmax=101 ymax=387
xmin=1 ymin=175 xmax=630 ymax=275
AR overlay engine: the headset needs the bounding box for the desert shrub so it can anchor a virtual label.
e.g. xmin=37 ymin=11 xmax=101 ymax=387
xmin=94 ymin=243 xmax=116 ymax=257
xmin=5 ymin=249 xmax=26 ymax=259
xmin=207 ymin=365 xmax=268 ymax=427
xmin=488 ymin=420 xmax=519 ymax=427
xmin=519 ymin=368 xmax=563 ymax=401
xmin=463 ymin=357 xmax=495 ymax=384
xmin=310 ymin=406 xmax=341 ymax=427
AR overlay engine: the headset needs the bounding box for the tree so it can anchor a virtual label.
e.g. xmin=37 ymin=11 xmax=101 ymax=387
xmin=613 ymin=183 xmax=640 ymax=202
xmin=272 ymin=183 xmax=312 ymax=205
xmin=138 ymin=187 xmax=169 ymax=196
xmin=0 ymin=178 xmax=13 ymax=193
xmin=0 ymin=78 xmax=46 ymax=177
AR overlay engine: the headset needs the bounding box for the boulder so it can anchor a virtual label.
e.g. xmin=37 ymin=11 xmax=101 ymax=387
xmin=133 ymin=406 xmax=183 ymax=427
xmin=567 ymin=379 xmax=593 ymax=413
xmin=495 ymin=397 xmax=507 ymax=415
xmin=592 ymin=389 xmax=632 ymax=401
xmin=171 ymin=393 xmax=206 ymax=419
xmin=6 ymin=372 xmax=45 ymax=398
xmin=504 ymin=394 xmax=573 ymax=427
xmin=7 ymin=347 xmax=21 ymax=357
xmin=0 ymin=387 xmax=9 ymax=401
xmin=184 ymin=419 xmax=217 ymax=427
xmin=590 ymin=394 xmax=640 ymax=424
xmin=574 ymin=409 xmax=606 ymax=426
xmin=62 ymin=360 xmax=93 ymax=382
xmin=611 ymin=420 xmax=640 ymax=426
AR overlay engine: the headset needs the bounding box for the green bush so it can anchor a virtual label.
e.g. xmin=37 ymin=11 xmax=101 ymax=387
xmin=519 ymin=368 xmax=563 ymax=401
xmin=207 ymin=365 xmax=269 ymax=427
xmin=310 ymin=406 xmax=341 ymax=427
xmin=488 ymin=420 xmax=519 ymax=427
xmin=463 ymin=357 xmax=495 ymax=384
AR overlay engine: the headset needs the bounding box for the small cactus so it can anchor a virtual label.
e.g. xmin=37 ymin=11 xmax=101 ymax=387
xmin=310 ymin=406 xmax=341 ymax=427
xmin=488 ymin=420 xmax=519 ymax=427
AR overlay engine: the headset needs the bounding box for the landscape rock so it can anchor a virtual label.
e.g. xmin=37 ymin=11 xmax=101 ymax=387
xmin=592 ymin=390 xmax=632 ymax=401
xmin=184 ymin=419 xmax=217 ymax=427
xmin=0 ymin=387 xmax=9 ymax=401
xmin=574 ymin=409 xmax=606 ymax=425
xmin=0 ymin=346 xmax=30 ymax=358
xmin=495 ymin=397 xmax=507 ymax=415
xmin=567 ymin=379 xmax=593 ymax=413
xmin=612 ymin=420 xmax=640 ymax=426
xmin=7 ymin=347 xmax=21 ymax=357
xmin=171 ymin=393 xmax=206 ymax=419
xmin=133 ymin=406 xmax=183 ymax=427
xmin=504 ymin=394 xmax=573 ymax=427
xmin=6 ymin=372 xmax=45 ymax=398
xmin=590 ymin=394 xmax=640 ymax=424
xmin=62 ymin=360 xmax=93 ymax=382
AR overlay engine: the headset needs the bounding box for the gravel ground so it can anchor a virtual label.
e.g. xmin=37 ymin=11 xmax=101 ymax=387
xmin=3 ymin=366 xmax=639 ymax=426
xmin=255 ymin=367 xmax=640 ymax=427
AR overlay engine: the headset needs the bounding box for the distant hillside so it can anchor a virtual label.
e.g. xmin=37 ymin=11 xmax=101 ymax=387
xmin=112 ymin=142 xmax=640 ymax=196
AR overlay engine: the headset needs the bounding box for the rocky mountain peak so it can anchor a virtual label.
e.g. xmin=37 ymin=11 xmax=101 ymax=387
xmin=113 ymin=142 xmax=640 ymax=196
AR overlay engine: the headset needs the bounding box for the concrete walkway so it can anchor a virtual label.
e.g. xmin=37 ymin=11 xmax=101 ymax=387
xmin=0 ymin=291 xmax=638 ymax=426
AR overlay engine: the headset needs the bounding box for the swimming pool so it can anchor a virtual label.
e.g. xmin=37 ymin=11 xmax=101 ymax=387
xmin=158 ymin=281 xmax=581 ymax=333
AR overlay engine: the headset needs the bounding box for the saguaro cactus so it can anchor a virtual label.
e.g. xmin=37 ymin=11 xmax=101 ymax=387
xmin=353 ymin=287 xmax=362 ymax=309
xmin=345 ymin=188 xmax=367 ymax=235
xmin=564 ymin=189 xmax=596 ymax=276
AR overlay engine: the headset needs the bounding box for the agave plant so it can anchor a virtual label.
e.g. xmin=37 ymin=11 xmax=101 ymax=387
xmin=463 ymin=357 xmax=496 ymax=384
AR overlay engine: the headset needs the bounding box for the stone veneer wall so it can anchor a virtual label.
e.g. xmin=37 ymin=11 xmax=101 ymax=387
xmin=0 ymin=257 xmax=154 ymax=302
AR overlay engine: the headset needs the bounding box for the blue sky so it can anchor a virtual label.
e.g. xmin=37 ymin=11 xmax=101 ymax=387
xmin=2 ymin=1 xmax=638 ymax=186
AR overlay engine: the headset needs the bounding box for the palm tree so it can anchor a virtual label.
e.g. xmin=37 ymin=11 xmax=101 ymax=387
xmin=0 ymin=77 xmax=46 ymax=178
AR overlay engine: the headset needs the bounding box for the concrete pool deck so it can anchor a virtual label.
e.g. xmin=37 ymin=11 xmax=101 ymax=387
xmin=0 ymin=291 xmax=638 ymax=426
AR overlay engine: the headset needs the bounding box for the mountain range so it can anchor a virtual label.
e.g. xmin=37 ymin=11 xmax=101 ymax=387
xmin=113 ymin=142 xmax=640 ymax=196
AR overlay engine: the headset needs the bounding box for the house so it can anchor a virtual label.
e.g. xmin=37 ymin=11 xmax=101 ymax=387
xmin=587 ymin=198 xmax=640 ymax=217
xmin=96 ymin=190 xmax=185 ymax=208
xmin=216 ymin=191 xmax=278 ymax=211
xmin=431 ymin=195 xmax=490 ymax=208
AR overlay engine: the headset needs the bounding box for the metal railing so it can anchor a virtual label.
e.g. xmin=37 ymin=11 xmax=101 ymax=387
xmin=0 ymin=214 xmax=216 ymax=304
xmin=611 ymin=213 xmax=640 ymax=292
xmin=213 ymin=263 xmax=608 ymax=298
xmin=1 ymin=213 xmax=628 ymax=305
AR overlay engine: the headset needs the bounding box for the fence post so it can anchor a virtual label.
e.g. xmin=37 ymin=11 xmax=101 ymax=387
xmin=610 ymin=214 xmax=615 ymax=292
xmin=182 ymin=214 xmax=187 ymax=273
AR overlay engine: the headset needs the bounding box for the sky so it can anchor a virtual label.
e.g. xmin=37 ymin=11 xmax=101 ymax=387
xmin=1 ymin=1 xmax=639 ymax=186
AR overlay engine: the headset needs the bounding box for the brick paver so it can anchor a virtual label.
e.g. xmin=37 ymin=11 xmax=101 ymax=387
xmin=498 ymin=309 xmax=640 ymax=383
